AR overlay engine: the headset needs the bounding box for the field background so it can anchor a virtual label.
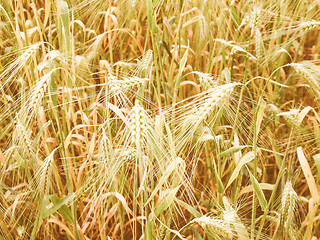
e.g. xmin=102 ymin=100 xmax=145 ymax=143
xmin=0 ymin=0 xmax=320 ymax=239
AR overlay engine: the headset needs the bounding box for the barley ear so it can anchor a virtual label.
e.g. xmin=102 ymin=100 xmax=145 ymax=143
xmin=36 ymin=148 xmax=58 ymax=196
xmin=192 ymin=216 xmax=233 ymax=239
xmin=279 ymin=181 xmax=298 ymax=236
xmin=129 ymin=100 xmax=149 ymax=150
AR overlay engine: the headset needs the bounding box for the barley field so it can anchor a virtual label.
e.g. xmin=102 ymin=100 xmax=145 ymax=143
xmin=0 ymin=0 xmax=320 ymax=239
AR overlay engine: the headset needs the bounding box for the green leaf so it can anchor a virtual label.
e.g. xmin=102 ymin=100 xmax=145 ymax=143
xmin=313 ymin=154 xmax=320 ymax=180
xmin=31 ymin=195 xmax=49 ymax=239
xmin=59 ymin=1 xmax=72 ymax=87
xmin=49 ymin=195 xmax=74 ymax=223
xmin=153 ymin=0 xmax=161 ymax=7
xmin=218 ymin=145 xmax=250 ymax=158
xmin=256 ymin=99 xmax=266 ymax=136
xmin=175 ymin=199 xmax=201 ymax=218
xmin=147 ymin=0 xmax=153 ymax=31
xmin=32 ymin=121 xmax=51 ymax=149
xmin=164 ymin=82 xmax=173 ymax=98
xmin=175 ymin=48 xmax=188 ymax=88
xmin=153 ymin=185 xmax=180 ymax=217
xmin=192 ymin=228 xmax=205 ymax=240
xmin=239 ymin=183 xmax=275 ymax=196
xmin=247 ymin=167 xmax=267 ymax=210
xmin=297 ymin=106 xmax=312 ymax=125
xmin=147 ymin=0 xmax=158 ymax=34
xmin=59 ymin=1 xmax=71 ymax=51
xmin=225 ymin=151 xmax=255 ymax=190
xmin=213 ymin=161 xmax=224 ymax=193
xmin=146 ymin=157 xmax=183 ymax=205
xmin=229 ymin=2 xmax=240 ymax=26
xmin=152 ymin=14 xmax=159 ymax=34
xmin=41 ymin=194 xmax=75 ymax=220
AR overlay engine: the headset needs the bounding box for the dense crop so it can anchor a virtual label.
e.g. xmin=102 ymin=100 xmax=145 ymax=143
xmin=0 ymin=0 xmax=320 ymax=239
